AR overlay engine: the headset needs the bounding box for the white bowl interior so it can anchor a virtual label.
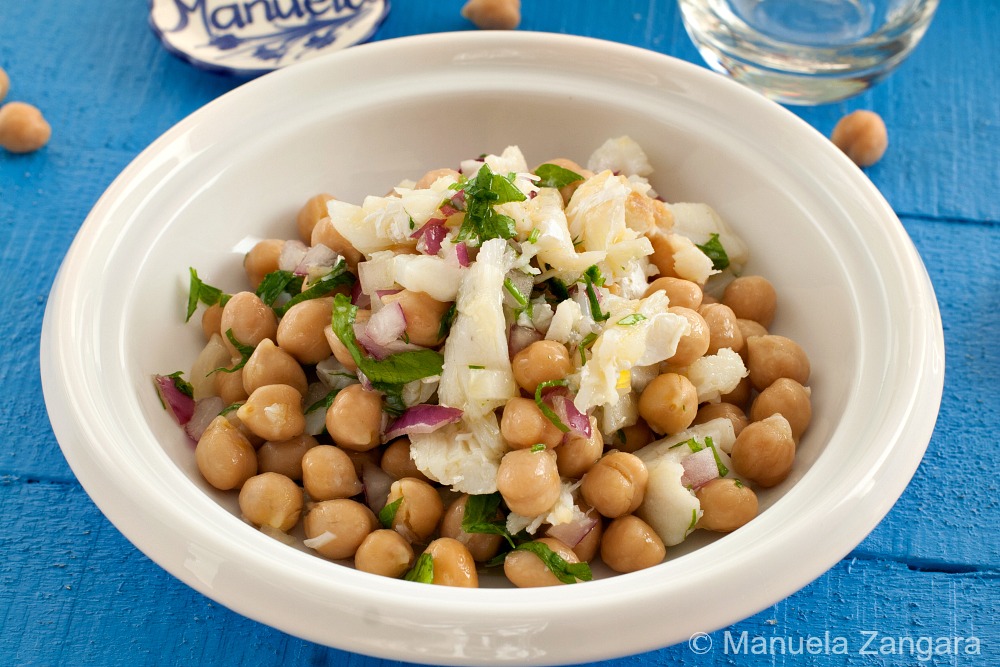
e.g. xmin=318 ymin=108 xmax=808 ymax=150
xmin=42 ymin=32 xmax=942 ymax=665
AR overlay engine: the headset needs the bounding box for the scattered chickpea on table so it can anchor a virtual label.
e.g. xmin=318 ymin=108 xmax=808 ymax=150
xmin=0 ymin=66 xmax=51 ymax=154
xmin=831 ymin=110 xmax=888 ymax=168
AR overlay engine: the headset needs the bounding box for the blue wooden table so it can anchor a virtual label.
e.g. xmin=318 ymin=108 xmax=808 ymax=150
xmin=2 ymin=1 xmax=997 ymax=665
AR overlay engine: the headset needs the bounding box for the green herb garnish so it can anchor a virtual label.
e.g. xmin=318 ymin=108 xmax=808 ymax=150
xmin=273 ymin=261 xmax=355 ymax=317
xmin=503 ymin=278 xmax=533 ymax=318
xmin=467 ymin=364 xmax=485 ymax=370
xmin=255 ymin=270 xmax=303 ymax=308
xmin=526 ymin=228 xmax=540 ymax=244
xmin=534 ymin=163 xmax=584 ymax=189
xmin=695 ymin=233 xmax=730 ymax=271
xmin=331 ymin=294 xmax=444 ymax=388
xmin=461 ymin=493 xmax=515 ymax=547
xmin=705 ymin=436 xmax=730 ymax=477
xmin=688 ymin=508 xmax=699 ymax=533
xmin=165 ymin=371 xmax=193 ymax=398
xmin=379 ymin=497 xmax=403 ymax=529
xmin=616 ymin=313 xmax=647 ymax=326
xmin=403 ymin=553 xmax=434 ymax=583
xmin=581 ymin=265 xmax=609 ymax=322
xmin=530 ymin=443 xmax=546 ymax=453
xmin=186 ymin=268 xmax=230 ymax=322
xmin=534 ymin=379 xmax=570 ymax=433
xmin=547 ymin=277 xmax=570 ymax=301
xmin=456 ymin=163 xmax=526 ymax=245
xmin=511 ymin=541 xmax=592 ymax=584
xmin=305 ymin=388 xmax=341 ymax=414
xmin=219 ymin=402 xmax=242 ymax=416
xmin=210 ymin=329 xmax=254 ymax=375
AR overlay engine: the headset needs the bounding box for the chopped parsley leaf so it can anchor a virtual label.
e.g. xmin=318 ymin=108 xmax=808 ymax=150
xmin=378 ymin=497 xmax=403 ymax=529
xmin=512 ymin=541 xmax=592 ymax=584
xmin=403 ymin=553 xmax=434 ymax=583
xmin=186 ymin=268 xmax=230 ymax=322
xmin=534 ymin=379 xmax=570 ymax=433
xmin=534 ymin=163 xmax=584 ymax=189
xmin=273 ymin=261 xmax=354 ymax=317
xmin=210 ymin=329 xmax=254 ymax=375
xmin=255 ymin=270 xmax=303 ymax=308
xmin=695 ymin=233 xmax=730 ymax=271
xmin=616 ymin=313 xmax=647 ymax=326
xmin=456 ymin=163 xmax=526 ymax=245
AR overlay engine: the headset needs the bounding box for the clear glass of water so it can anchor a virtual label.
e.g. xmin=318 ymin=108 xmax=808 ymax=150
xmin=677 ymin=0 xmax=939 ymax=104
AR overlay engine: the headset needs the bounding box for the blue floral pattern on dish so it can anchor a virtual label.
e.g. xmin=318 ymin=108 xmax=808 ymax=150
xmin=149 ymin=0 xmax=390 ymax=76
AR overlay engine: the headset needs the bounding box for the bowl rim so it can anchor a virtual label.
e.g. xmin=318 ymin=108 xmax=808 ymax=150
xmin=40 ymin=30 xmax=944 ymax=665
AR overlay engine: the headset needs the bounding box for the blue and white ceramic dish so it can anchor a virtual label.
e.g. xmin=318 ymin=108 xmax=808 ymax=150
xmin=149 ymin=0 xmax=390 ymax=76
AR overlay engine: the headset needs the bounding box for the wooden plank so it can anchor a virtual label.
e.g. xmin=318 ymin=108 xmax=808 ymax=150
xmin=1 ymin=480 xmax=993 ymax=666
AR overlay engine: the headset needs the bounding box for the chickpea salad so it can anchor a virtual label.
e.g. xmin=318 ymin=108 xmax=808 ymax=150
xmin=155 ymin=136 xmax=813 ymax=587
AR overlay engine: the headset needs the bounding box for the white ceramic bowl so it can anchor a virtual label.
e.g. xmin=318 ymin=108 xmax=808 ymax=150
xmin=41 ymin=32 xmax=944 ymax=665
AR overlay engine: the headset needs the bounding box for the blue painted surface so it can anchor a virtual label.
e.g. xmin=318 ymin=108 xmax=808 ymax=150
xmin=1 ymin=1 xmax=997 ymax=665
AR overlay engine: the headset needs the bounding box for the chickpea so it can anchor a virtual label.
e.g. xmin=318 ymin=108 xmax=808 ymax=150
xmin=638 ymin=372 xmax=698 ymax=435
xmin=311 ymin=215 xmax=363 ymax=268
xmin=243 ymin=239 xmax=283 ymax=289
xmin=304 ymin=499 xmax=377 ymax=560
xmin=219 ymin=291 xmax=278 ymax=357
xmin=201 ymin=303 xmax=224 ymax=341
xmin=831 ymin=110 xmax=888 ymax=167
xmin=237 ymin=384 xmax=305 ymax=441
xmin=750 ymin=378 xmax=812 ymax=441
xmin=380 ymin=290 xmax=451 ymax=347
xmin=735 ymin=317 xmax=769 ymax=364
xmin=325 ymin=384 xmax=383 ymax=451
xmin=242 ymin=338 xmax=308 ymax=396
xmin=609 ymin=419 xmax=655 ymax=454
xmin=238 ymin=472 xmax=304 ymax=532
xmin=380 ymin=438 xmax=430 ymax=482
xmin=496 ymin=449 xmax=561 ymax=517
xmin=0 ymin=102 xmax=51 ymax=153
xmin=461 ymin=0 xmax=521 ymax=30
xmin=693 ymin=402 xmax=749 ymax=437
xmin=571 ymin=507 xmax=604 ymax=563
xmin=511 ymin=340 xmax=574 ymax=393
xmin=438 ymin=495 xmax=503 ymax=562
xmin=195 ymin=416 xmax=257 ymax=490
xmin=214 ymin=366 xmax=249 ymax=404
xmin=385 ymin=477 xmax=444 ymax=543
xmin=645 ymin=233 xmax=677 ymax=280
xmin=696 ymin=478 xmax=758 ymax=532
xmin=723 ymin=276 xmax=777 ymax=328
xmin=721 ymin=376 xmax=752 ymax=409
xmin=302 ymin=444 xmax=364 ymax=500
xmin=644 ymin=277 xmax=703 ymax=309
xmin=580 ymin=451 xmax=648 ymax=519
xmin=422 ymin=537 xmax=479 ymax=587
xmin=256 ymin=433 xmax=318 ymax=481
xmin=415 ymin=168 xmax=460 ymax=189
xmin=556 ymin=415 xmax=603 ymax=478
xmin=277 ymin=297 xmax=334 ymax=365
xmin=730 ymin=414 xmax=796 ymax=487
xmin=355 ymin=529 xmax=415 ymax=578
xmin=665 ymin=307 xmax=711 ymax=366
xmin=0 ymin=67 xmax=8 ymax=103
xmin=504 ymin=537 xmax=581 ymax=587
xmin=600 ymin=515 xmax=666 ymax=573
xmin=698 ymin=303 xmax=744 ymax=355
xmin=297 ymin=194 xmax=334 ymax=243
xmin=745 ymin=335 xmax=810 ymax=391
xmin=500 ymin=397 xmax=564 ymax=450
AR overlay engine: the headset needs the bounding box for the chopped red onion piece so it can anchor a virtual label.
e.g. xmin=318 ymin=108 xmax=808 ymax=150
xmin=350 ymin=280 xmax=371 ymax=308
xmin=508 ymin=325 xmax=542 ymax=358
xmin=455 ymin=242 xmax=470 ymax=267
xmin=552 ymin=394 xmax=592 ymax=438
xmin=439 ymin=203 xmax=458 ymax=217
xmin=680 ymin=447 xmax=721 ymax=489
xmin=293 ymin=243 xmax=338 ymax=276
xmin=365 ymin=302 xmax=407 ymax=346
xmin=383 ymin=404 xmax=463 ymax=442
xmin=362 ymin=461 xmax=394 ymax=514
xmin=153 ymin=375 xmax=195 ymax=426
xmin=278 ymin=240 xmax=308 ymax=272
xmin=184 ymin=396 xmax=226 ymax=442
xmin=545 ymin=514 xmax=599 ymax=548
xmin=419 ymin=223 xmax=448 ymax=256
